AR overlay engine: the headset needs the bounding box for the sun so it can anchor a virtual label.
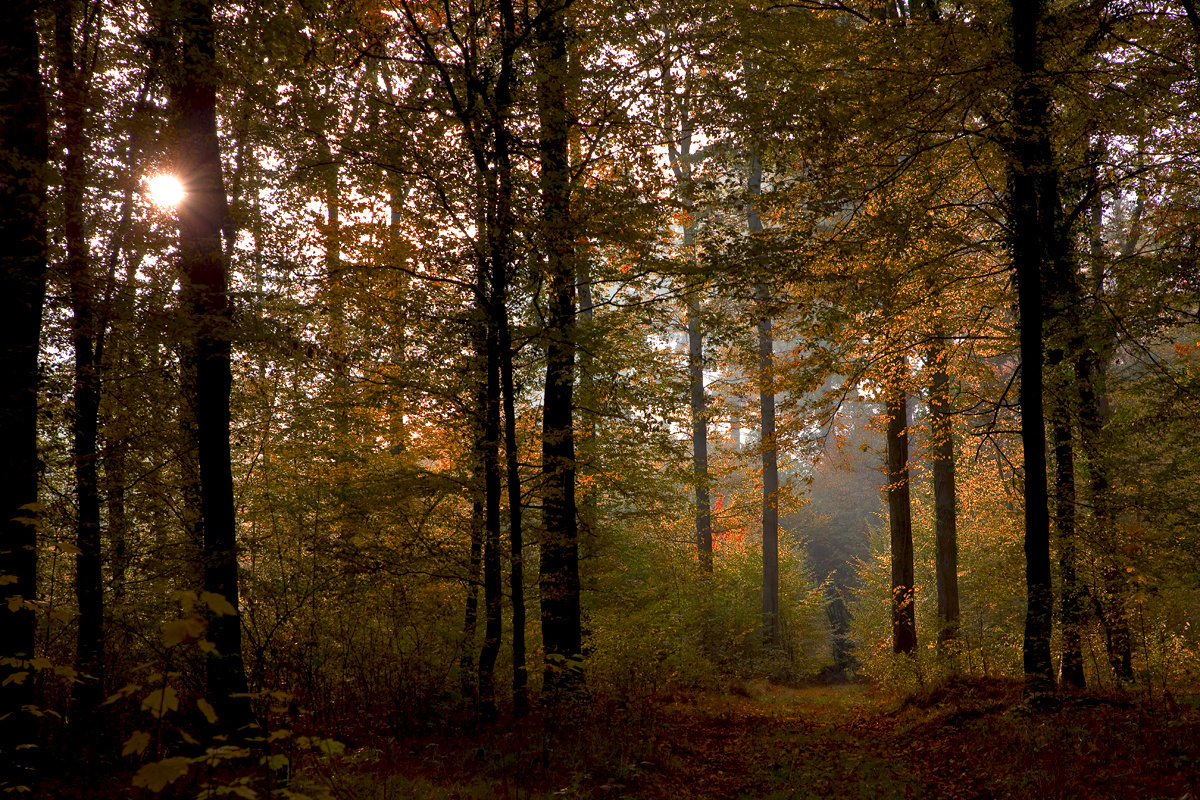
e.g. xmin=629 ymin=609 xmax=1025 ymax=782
xmin=146 ymin=174 xmax=185 ymax=208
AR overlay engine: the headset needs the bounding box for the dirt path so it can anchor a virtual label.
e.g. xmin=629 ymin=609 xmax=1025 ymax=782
xmin=629 ymin=681 xmax=1197 ymax=800
xmin=637 ymin=684 xmax=923 ymax=800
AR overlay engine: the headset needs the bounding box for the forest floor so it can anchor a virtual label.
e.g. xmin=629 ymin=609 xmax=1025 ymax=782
xmin=317 ymin=677 xmax=1200 ymax=800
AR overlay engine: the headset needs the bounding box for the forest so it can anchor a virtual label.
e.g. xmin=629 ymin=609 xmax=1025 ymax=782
xmin=2 ymin=0 xmax=1200 ymax=796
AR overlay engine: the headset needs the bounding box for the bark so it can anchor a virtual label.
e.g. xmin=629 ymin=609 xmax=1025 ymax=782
xmin=55 ymin=0 xmax=106 ymax=725
xmin=1010 ymin=0 xmax=1056 ymax=690
xmin=1048 ymin=363 xmax=1086 ymax=688
xmin=487 ymin=1 xmax=526 ymax=713
xmin=886 ymin=363 xmax=916 ymax=655
xmin=168 ymin=0 xmax=253 ymax=730
xmin=461 ymin=492 xmax=483 ymax=702
xmin=476 ymin=303 xmax=503 ymax=719
xmin=1076 ymin=350 xmax=1130 ymax=679
xmin=688 ymin=293 xmax=713 ymax=572
xmin=500 ymin=314 xmax=527 ymax=716
xmin=748 ymin=150 xmax=779 ymax=644
xmin=538 ymin=2 xmax=583 ymax=692
xmin=0 ymin=0 xmax=47 ymax=784
xmin=664 ymin=62 xmax=711 ymax=573
xmin=929 ymin=335 xmax=960 ymax=654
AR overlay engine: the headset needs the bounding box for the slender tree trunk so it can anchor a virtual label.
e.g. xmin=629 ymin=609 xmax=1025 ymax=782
xmin=461 ymin=492 xmax=483 ymax=702
xmin=929 ymin=335 xmax=959 ymax=655
xmin=887 ymin=361 xmax=916 ymax=654
xmin=168 ymin=0 xmax=253 ymax=730
xmin=0 ymin=0 xmax=47 ymax=785
xmin=476 ymin=302 xmax=503 ymax=719
xmin=500 ymin=315 xmax=528 ymax=716
xmin=1076 ymin=350 xmax=1130 ymax=679
xmin=662 ymin=58 xmax=711 ymax=573
xmin=1049 ymin=366 xmax=1086 ymax=688
xmin=688 ymin=290 xmax=713 ymax=572
xmin=55 ymin=0 xmax=107 ymax=725
xmin=747 ymin=150 xmax=779 ymax=644
xmin=1010 ymin=0 xmax=1056 ymax=690
xmin=538 ymin=2 xmax=583 ymax=692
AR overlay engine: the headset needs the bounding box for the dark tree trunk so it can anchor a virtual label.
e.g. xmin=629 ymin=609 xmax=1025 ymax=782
xmin=1010 ymin=0 xmax=1056 ymax=690
xmin=0 ymin=0 xmax=47 ymax=785
xmin=929 ymin=335 xmax=960 ymax=654
xmin=486 ymin=3 xmax=526 ymax=712
xmin=747 ymin=150 xmax=779 ymax=644
xmin=886 ymin=363 xmax=915 ymax=655
xmin=688 ymin=293 xmax=713 ymax=572
xmin=1049 ymin=368 xmax=1086 ymax=688
xmin=664 ymin=61 xmax=712 ymax=571
xmin=461 ymin=492 xmax=483 ymax=702
xmin=538 ymin=2 xmax=583 ymax=693
xmin=476 ymin=303 xmax=503 ymax=719
xmin=168 ymin=0 xmax=253 ymax=730
xmin=55 ymin=0 xmax=106 ymax=726
xmin=1076 ymin=350 xmax=1130 ymax=679
xmin=500 ymin=315 xmax=528 ymax=716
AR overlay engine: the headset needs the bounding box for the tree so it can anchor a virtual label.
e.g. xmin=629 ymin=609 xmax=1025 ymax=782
xmin=0 ymin=0 xmax=47 ymax=785
xmin=1009 ymin=0 xmax=1057 ymax=690
xmin=167 ymin=0 xmax=253 ymax=729
xmin=886 ymin=359 xmax=915 ymax=655
xmin=538 ymin=0 xmax=584 ymax=692
xmin=54 ymin=0 xmax=107 ymax=725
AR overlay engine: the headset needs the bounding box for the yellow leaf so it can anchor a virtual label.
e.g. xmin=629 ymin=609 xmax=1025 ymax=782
xmin=132 ymin=756 xmax=191 ymax=792
xmin=28 ymin=658 xmax=51 ymax=671
xmin=317 ymin=738 xmax=344 ymax=757
xmin=196 ymin=698 xmax=219 ymax=725
xmin=56 ymin=542 xmax=82 ymax=555
xmin=0 ymin=575 xmax=17 ymax=586
xmin=2 ymin=672 xmax=28 ymax=687
xmin=122 ymin=730 xmax=151 ymax=757
xmin=141 ymin=687 xmax=179 ymax=718
xmin=169 ymin=590 xmax=197 ymax=612
xmin=162 ymin=617 xmax=206 ymax=648
xmin=231 ymin=787 xmax=257 ymax=799
xmin=200 ymin=591 xmax=236 ymax=616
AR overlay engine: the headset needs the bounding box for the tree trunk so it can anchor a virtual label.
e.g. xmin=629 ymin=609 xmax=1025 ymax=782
xmin=887 ymin=362 xmax=915 ymax=655
xmin=538 ymin=2 xmax=583 ymax=693
xmin=461 ymin=492 xmax=483 ymax=702
xmin=1049 ymin=364 xmax=1086 ymax=688
xmin=1076 ymin=350 xmax=1130 ymax=679
xmin=1010 ymin=0 xmax=1056 ymax=690
xmin=688 ymin=292 xmax=713 ymax=572
xmin=55 ymin=0 xmax=106 ymax=726
xmin=500 ymin=314 xmax=528 ymax=717
xmin=0 ymin=0 xmax=47 ymax=785
xmin=168 ymin=0 xmax=253 ymax=730
xmin=929 ymin=335 xmax=960 ymax=655
xmin=476 ymin=302 xmax=503 ymax=719
xmin=748 ymin=150 xmax=779 ymax=645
